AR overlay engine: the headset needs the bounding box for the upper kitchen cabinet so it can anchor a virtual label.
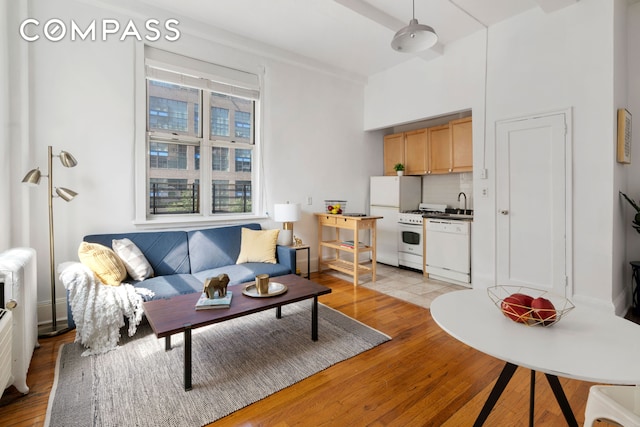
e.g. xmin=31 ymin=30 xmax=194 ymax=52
xmin=450 ymin=117 xmax=473 ymax=172
xmin=404 ymin=129 xmax=429 ymax=175
xmin=383 ymin=133 xmax=405 ymax=176
xmin=428 ymin=124 xmax=451 ymax=174
xmin=382 ymin=116 xmax=472 ymax=176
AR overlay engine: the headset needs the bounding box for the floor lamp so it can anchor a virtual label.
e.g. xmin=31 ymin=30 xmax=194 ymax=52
xmin=22 ymin=146 xmax=78 ymax=337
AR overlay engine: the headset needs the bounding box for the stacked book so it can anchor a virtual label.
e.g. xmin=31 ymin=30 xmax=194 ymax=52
xmin=195 ymin=291 xmax=232 ymax=310
xmin=339 ymin=240 xmax=366 ymax=249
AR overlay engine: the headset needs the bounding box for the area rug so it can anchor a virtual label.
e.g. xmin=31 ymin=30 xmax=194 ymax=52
xmin=45 ymin=302 xmax=390 ymax=427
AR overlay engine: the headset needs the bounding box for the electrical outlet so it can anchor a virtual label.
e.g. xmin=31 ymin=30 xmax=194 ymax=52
xmin=481 ymin=187 xmax=488 ymax=198
xmin=307 ymin=196 xmax=312 ymax=205
xmin=480 ymin=168 xmax=488 ymax=179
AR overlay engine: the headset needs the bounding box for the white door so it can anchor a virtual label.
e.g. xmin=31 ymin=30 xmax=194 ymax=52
xmin=496 ymin=112 xmax=569 ymax=295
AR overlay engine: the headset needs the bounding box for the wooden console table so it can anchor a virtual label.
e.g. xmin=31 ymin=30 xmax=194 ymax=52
xmin=315 ymin=213 xmax=381 ymax=285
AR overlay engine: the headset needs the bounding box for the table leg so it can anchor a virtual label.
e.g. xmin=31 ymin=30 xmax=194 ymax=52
xmin=276 ymin=306 xmax=282 ymax=319
xmin=529 ymin=370 xmax=536 ymax=427
xmin=545 ymin=374 xmax=578 ymax=427
xmin=632 ymin=263 xmax=640 ymax=315
xmin=371 ymin=222 xmax=377 ymax=282
xmin=184 ymin=325 xmax=192 ymax=391
xmin=165 ymin=335 xmax=171 ymax=351
xmin=312 ymin=295 xmax=318 ymax=341
xmin=473 ymin=362 xmax=518 ymax=427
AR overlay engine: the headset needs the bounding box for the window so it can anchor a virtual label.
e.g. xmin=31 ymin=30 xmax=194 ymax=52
xmin=140 ymin=46 xmax=261 ymax=221
xmin=212 ymin=147 xmax=229 ymax=171
xmin=235 ymin=149 xmax=252 ymax=172
xmin=235 ymin=111 xmax=251 ymax=139
xmin=149 ymin=142 xmax=188 ymax=169
xmin=211 ymin=107 xmax=229 ymax=137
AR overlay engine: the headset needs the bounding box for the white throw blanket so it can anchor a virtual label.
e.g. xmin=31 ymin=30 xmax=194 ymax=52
xmin=59 ymin=262 xmax=154 ymax=356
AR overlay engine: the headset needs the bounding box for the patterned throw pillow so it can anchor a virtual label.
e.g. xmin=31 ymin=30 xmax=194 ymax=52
xmin=112 ymin=238 xmax=154 ymax=281
xmin=236 ymin=228 xmax=279 ymax=264
xmin=78 ymin=241 xmax=127 ymax=286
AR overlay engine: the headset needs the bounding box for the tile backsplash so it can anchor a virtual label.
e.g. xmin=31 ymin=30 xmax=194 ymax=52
xmin=422 ymin=173 xmax=473 ymax=210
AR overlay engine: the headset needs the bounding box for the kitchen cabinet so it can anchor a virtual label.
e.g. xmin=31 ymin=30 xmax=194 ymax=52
xmin=383 ymin=133 xmax=404 ymax=176
xmin=428 ymin=124 xmax=451 ymax=174
xmin=451 ymin=117 xmax=473 ymax=172
xmin=404 ymin=129 xmax=429 ymax=175
xmin=382 ymin=117 xmax=472 ymax=175
xmin=315 ymin=213 xmax=381 ymax=285
xmin=384 ymin=129 xmax=428 ymax=176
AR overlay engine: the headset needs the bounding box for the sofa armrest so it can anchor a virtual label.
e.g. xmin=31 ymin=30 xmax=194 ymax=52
xmin=276 ymin=245 xmax=296 ymax=274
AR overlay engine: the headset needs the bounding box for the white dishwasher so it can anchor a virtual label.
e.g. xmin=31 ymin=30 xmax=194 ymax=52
xmin=425 ymin=219 xmax=471 ymax=286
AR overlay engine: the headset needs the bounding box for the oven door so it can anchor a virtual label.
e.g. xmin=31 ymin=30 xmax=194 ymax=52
xmin=398 ymin=224 xmax=422 ymax=260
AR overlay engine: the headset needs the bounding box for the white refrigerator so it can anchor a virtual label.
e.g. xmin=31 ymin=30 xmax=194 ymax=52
xmin=369 ymin=176 xmax=422 ymax=266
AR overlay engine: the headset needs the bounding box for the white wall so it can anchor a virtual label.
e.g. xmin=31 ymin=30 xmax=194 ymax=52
xmin=7 ymin=0 xmax=381 ymax=323
xmin=624 ymin=2 xmax=640 ymax=304
xmin=0 ymin=0 xmax=9 ymax=252
xmin=364 ymin=32 xmax=486 ymax=131
xmin=364 ymin=0 xmax=625 ymax=311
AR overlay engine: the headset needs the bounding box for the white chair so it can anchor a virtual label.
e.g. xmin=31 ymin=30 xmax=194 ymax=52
xmin=584 ymin=385 xmax=640 ymax=427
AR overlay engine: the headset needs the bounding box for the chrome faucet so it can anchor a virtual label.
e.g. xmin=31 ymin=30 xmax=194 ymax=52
xmin=457 ymin=192 xmax=467 ymax=215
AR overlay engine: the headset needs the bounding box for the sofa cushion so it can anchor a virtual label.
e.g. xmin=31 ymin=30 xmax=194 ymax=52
xmin=77 ymin=242 xmax=126 ymax=286
xmin=136 ymin=274 xmax=204 ymax=301
xmin=192 ymin=262 xmax=292 ymax=286
xmin=112 ymin=238 xmax=154 ymax=281
xmin=84 ymin=231 xmax=190 ymax=276
xmin=236 ymin=227 xmax=279 ymax=264
xmin=187 ymin=223 xmax=262 ymax=273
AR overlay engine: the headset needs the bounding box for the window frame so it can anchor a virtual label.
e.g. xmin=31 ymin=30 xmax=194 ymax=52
xmin=134 ymin=45 xmax=265 ymax=227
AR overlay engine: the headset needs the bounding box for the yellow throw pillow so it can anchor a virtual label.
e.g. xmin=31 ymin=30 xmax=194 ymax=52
xmin=78 ymin=241 xmax=127 ymax=286
xmin=236 ymin=228 xmax=279 ymax=264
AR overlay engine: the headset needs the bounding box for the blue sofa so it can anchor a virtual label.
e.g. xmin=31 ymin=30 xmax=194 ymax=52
xmin=65 ymin=223 xmax=295 ymax=328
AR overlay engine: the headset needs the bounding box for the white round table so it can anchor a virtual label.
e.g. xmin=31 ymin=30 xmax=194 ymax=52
xmin=431 ymin=289 xmax=640 ymax=426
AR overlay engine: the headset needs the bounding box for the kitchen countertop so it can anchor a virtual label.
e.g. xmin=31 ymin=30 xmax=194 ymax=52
xmin=423 ymin=213 xmax=474 ymax=220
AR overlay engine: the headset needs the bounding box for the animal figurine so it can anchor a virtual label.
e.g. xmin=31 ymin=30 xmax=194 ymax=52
xmin=203 ymin=273 xmax=230 ymax=298
xmin=293 ymin=235 xmax=303 ymax=247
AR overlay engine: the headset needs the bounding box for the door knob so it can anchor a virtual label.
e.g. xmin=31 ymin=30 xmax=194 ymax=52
xmin=500 ymin=210 xmax=509 ymax=215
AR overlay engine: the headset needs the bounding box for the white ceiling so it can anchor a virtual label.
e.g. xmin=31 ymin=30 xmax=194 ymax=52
xmin=131 ymin=0 xmax=579 ymax=80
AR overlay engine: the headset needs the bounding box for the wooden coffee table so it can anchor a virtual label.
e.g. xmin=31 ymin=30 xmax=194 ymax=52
xmin=143 ymin=274 xmax=332 ymax=391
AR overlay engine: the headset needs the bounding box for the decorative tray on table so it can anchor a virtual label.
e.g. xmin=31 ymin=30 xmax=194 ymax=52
xmin=242 ymin=282 xmax=288 ymax=298
xmin=487 ymin=285 xmax=575 ymax=327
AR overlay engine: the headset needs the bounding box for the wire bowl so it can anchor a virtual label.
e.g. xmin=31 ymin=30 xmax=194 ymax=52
xmin=487 ymin=285 xmax=575 ymax=327
xmin=324 ymin=200 xmax=347 ymax=214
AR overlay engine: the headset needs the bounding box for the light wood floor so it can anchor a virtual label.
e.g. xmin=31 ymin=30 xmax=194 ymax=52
xmin=0 ymin=272 xmax=617 ymax=426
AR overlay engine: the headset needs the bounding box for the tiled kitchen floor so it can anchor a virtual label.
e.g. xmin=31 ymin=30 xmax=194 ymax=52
xmin=325 ymin=263 xmax=468 ymax=309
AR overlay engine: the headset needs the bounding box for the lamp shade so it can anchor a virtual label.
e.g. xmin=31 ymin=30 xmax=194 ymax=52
xmin=55 ymin=187 xmax=78 ymax=202
xmin=391 ymin=19 xmax=438 ymax=52
xmin=22 ymin=168 xmax=42 ymax=185
xmin=59 ymin=151 xmax=78 ymax=168
xmin=274 ymin=203 xmax=301 ymax=222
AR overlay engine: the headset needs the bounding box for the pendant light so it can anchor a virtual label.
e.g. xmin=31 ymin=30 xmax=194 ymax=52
xmin=391 ymin=0 xmax=438 ymax=53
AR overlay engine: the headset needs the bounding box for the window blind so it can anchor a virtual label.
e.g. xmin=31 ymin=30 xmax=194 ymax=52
xmin=144 ymin=46 xmax=260 ymax=100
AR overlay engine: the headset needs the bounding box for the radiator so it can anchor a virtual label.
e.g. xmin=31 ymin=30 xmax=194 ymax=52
xmin=0 ymin=309 xmax=12 ymax=395
xmin=0 ymin=248 xmax=38 ymax=394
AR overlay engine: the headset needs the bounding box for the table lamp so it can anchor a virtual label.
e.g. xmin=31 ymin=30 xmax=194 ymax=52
xmin=274 ymin=202 xmax=301 ymax=246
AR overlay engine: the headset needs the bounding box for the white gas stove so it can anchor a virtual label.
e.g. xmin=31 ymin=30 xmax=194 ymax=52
xmin=398 ymin=203 xmax=447 ymax=225
xmin=397 ymin=204 xmax=447 ymax=271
